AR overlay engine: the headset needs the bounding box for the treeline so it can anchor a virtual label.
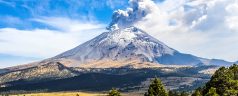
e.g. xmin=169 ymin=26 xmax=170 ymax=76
xmin=108 ymin=64 xmax=238 ymax=96
xmin=192 ymin=64 xmax=238 ymax=96
xmin=108 ymin=77 xmax=189 ymax=96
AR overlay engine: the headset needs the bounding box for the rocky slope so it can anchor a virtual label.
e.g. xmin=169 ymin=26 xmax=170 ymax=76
xmin=0 ymin=62 xmax=77 ymax=87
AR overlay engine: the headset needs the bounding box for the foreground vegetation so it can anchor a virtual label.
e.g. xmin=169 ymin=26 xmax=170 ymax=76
xmin=192 ymin=64 xmax=238 ymax=96
xmin=1 ymin=64 xmax=237 ymax=96
xmin=4 ymin=92 xmax=104 ymax=96
xmin=109 ymin=64 xmax=238 ymax=96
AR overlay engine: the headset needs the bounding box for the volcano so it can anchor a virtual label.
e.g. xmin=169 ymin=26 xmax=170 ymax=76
xmin=49 ymin=26 xmax=232 ymax=67
xmin=0 ymin=0 xmax=235 ymax=93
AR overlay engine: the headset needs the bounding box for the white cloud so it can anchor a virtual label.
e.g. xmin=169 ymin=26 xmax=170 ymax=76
xmin=0 ymin=16 xmax=24 ymax=27
xmin=154 ymin=0 xmax=238 ymax=61
xmin=109 ymin=0 xmax=238 ymax=61
xmin=0 ymin=17 xmax=106 ymax=60
xmin=1 ymin=0 xmax=238 ymax=68
xmin=225 ymin=2 xmax=238 ymax=31
xmin=106 ymin=0 xmax=127 ymax=9
xmin=32 ymin=17 xmax=105 ymax=32
xmin=226 ymin=16 xmax=238 ymax=31
xmin=0 ymin=17 xmax=105 ymax=68
xmin=0 ymin=28 xmax=75 ymax=58
xmin=0 ymin=0 xmax=15 ymax=7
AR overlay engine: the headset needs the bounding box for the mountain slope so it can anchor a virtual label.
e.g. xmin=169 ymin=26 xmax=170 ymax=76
xmin=54 ymin=27 xmax=175 ymax=64
xmin=0 ymin=62 xmax=77 ymax=87
xmin=52 ymin=26 xmax=232 ymax=67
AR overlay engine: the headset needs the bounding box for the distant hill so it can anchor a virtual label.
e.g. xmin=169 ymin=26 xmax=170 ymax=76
xmin=0 ymin=65 xmax=217 ymax=93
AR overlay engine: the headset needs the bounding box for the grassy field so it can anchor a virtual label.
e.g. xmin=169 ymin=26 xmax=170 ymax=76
xmin=4 ymin=91 xmax=143 ymax=96
xmin=9 ymin=92 xmax=106 ymax=96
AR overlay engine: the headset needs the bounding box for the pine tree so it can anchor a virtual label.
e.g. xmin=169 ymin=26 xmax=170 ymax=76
xmin=168 ymin=90 xmax=173 ymax=96
xmin=144 ymin=77 xmax=168 ymax=96
xmin=193 ymin=64 xmax=238 ymax=96
xmin=168 ymin=90 xmax=180 ymax=96
xmin=180 ymin=91 xmax=189 ymax=96
xmin=191 ymin=89 xmax=202 ymax=96
xmin=108 ymin=88 xmax=121 ymax=96
xmin=205 ymin=87 xmax=219 ymax=96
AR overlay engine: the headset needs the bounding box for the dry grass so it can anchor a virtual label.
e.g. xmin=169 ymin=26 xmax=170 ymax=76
xmin=7 ymin=92 xmax=143 ymax=96
xmin=10 ymin=92 xmax=106 ymax=96
xmin=78 ymin=59 xmax=162 ymax=69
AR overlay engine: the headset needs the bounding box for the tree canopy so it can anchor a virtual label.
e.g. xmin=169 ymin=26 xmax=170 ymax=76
xmin=108 ymin=88 xmax=121 ymax=96
xmin=145 ymin=77 xmax=168 ymax=96
xmin=193 ymin=64 xmax=238 ymax=96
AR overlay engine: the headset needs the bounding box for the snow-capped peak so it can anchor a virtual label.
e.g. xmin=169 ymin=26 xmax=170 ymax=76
xmin=49 ymin=25 xmax=233 ymax=67
xmin=54 ymin=26 xmax=176 ymax=65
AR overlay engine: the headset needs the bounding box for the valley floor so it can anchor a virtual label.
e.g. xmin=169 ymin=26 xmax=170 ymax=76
xmin=3 ymin=91 xmax=143 ymax=96
xmin=7 ymin=91 xmax=106 ymax=96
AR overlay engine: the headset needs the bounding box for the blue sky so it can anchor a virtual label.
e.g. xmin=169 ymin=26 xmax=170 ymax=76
xmin=0 ymin=0 xmax=130 ymax=67
xmin=0 ymin=0 xmax=128 ymax=29
xmin=0 ymin=0 xmax=238 ymax=68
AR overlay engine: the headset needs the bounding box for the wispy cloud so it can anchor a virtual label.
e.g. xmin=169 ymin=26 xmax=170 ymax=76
xmin=0 ymin=16 xmax=22 ymax=26
xmin=106 ymin=0 xmax=128 ymax=9
xmin=0 ymin=17 xmax=106 ymax=58
xmin=225 ymin=2 xmax=238 ymax=31
xmin=32 ymin=17 xmax=105 ymax=32
xmin=0 ymin=0 xmax=112 ymax=67
xmin=0 ymin=17 xmax=106 ymax=68
xmin=0 ymin=0 xmax=15 ymax=7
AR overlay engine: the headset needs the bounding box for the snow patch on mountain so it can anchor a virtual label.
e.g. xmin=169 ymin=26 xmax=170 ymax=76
xmin=51 ymin=25 xmax=234 ymax=67
xmin=54 ymin=26 xmax=176 ymax=65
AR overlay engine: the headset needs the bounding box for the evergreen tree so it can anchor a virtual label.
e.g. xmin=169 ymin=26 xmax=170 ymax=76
xmin=191 ymin=89 xmax=202 ymax=96
xmin=193 ymin=64 xmax=238 ymax=96
xmin=168 ymin=90 xmax=180 ymax=96
xmin=180 ymin=91 xmax=189 ymax=96
xmin=144 ymin=78 xmax=168 ymax=96
xmin=205 ymin=87 xmax=219 ymax=96
xmin=192 ymin=87 xmax=203 ymax=96
xmin=108 ymin=88 xmax=121 ymax=96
